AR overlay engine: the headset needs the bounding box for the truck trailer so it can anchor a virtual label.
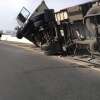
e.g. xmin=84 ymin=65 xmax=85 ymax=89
xmin=16 ymin=0 xmax=100 ymax=56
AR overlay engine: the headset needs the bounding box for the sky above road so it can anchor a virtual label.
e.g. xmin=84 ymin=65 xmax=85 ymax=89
xmin=0 ymin=0 xmax=93 ymax=31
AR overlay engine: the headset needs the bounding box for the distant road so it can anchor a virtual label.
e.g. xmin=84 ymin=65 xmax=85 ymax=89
xmin=0 ymin=42 xmax=100 ymax=100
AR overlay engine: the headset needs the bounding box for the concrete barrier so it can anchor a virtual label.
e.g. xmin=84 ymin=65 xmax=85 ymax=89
xmin=1 ymin=35 xmax=32 ymax=44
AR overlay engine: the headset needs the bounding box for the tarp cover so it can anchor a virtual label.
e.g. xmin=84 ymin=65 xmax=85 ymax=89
xmin=85 ymin=5 xmax=100 ymax=17
xmin=30 ymin=1 xmax=48 ymax=20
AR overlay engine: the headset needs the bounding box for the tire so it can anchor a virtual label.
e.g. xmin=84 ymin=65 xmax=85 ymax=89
xmin=16 ymin=33 xmax=23 ymax=39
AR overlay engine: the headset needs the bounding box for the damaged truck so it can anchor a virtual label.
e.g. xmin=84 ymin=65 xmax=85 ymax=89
xmin=16 ymin=0 xmax=100 ymax=56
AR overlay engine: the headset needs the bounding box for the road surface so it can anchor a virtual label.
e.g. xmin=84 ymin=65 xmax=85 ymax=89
xmin=0 ymin=42 xmax=100 ymax=100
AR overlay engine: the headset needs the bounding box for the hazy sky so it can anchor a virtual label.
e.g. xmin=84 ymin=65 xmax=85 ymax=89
xmin=0 ymin=0 xmax=92 ymax=31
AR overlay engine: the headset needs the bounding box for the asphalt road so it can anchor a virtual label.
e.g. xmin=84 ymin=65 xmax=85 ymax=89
xmin=0 ymin=42 xmax=100 ymax=100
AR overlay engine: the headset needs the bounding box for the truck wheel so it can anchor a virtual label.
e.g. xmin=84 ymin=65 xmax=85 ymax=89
xmin=16 ymin=33 xmax=23 ymax=39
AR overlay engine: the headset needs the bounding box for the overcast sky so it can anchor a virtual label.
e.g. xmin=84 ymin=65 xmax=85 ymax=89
xmin=0 ymin=0 xmax=92 ymax=31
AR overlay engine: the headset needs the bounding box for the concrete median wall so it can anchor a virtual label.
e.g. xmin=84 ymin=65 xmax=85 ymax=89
xmin=1 ymin=35 xmax=32 ymax=44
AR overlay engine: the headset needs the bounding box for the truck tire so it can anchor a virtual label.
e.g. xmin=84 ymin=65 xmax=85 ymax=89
xmin=16 ymin=33 xmax=23 ymax=39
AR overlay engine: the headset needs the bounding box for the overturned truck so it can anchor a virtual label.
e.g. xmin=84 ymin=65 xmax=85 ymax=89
xmin=16 ymin=0 xmax=100 ymax=56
